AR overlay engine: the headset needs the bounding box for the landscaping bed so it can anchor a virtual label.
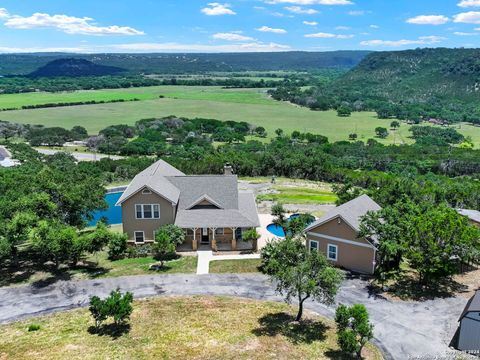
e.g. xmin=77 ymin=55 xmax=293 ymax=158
xmin=0 ymin=296 xmax=383 ymax=360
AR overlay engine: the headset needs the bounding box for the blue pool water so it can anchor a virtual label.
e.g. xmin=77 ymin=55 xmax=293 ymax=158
xmin=266 ymin=223 xmax=286 ymax=237
xmin=266 ymin=214 xmax=311 ymax=237
xmin=88 ymin=192 xmax=123 ymax=226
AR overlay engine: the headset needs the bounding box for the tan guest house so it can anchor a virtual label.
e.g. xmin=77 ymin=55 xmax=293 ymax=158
xmin=116 ymin=160 xmax=260 ymax=252
xmin=305 ymin=194 xmax=381 ymax=274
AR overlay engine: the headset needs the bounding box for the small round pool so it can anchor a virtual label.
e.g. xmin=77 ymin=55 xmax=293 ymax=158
xmin=266 ymin=213 xmax=313 ymax=238
xmin=266 ymin=223 xmax=286 ymax=237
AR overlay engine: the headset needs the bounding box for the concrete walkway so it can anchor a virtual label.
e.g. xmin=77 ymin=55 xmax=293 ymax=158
xmin=196 ymin=251 xmax=260 ymax=274
xmin=0 ymin=274 xmax=468 ymax=359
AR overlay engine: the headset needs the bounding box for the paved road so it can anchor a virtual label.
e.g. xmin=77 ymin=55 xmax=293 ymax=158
xmin=0 ymin=274 xmax=467 ymax=359
xmin=35 ymin=148 xmax=123 ymax=161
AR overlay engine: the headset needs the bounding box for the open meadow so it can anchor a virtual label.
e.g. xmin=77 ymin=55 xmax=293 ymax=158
xmin=1 ymin=85 xmax=480 ymax=146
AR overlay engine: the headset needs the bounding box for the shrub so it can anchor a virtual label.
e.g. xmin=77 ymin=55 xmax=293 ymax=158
xmin=28 ymin=324 xmax=41 ymax=332
xmin=153 ymin=224 xmax=184 ymax=266
xmin=335 ymin=304 xmax=374 ymax=358
xmin=108 ymin=233 xmax=129 ymax=260
xmin=89 ymin=289 xmax=134 ymax=329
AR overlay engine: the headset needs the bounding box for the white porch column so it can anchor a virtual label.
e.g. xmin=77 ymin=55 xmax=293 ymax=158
xmin=192 ymin=228 xmax=198 ymax=251
xmin=211 ymin=227 xmax=217 ymax=252
xmin=231 ymin=227 xmax=237 ymax=251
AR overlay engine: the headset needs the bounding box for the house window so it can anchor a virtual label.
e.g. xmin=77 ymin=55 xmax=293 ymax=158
xmin=143 ymin=205 xmax=153 ymax=219
xmin=135 ymin=231 xmax=145 ymax=244
xmin=309 ymin=240 xmax=319 ymax=252
xmin=327 ymin=244 xmax=338 ymax=261
xmin=215 ymin=228 xmax=224 ymax=236
xmin=186 ymin=229 xmax=194 ymax=236
xmin=153 ymin=204 xmax=160 ymax=218
xmin=142 ymin=188 xmax=152 ymax=194
xmin=135 ymin=204 xmax=160 ymax=219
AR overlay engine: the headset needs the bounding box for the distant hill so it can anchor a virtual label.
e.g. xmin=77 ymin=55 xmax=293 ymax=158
xmin=0 ymin=51 xmax=371 ymax=76
xmin=334 ymin=48 xmax=480 ymax=103
xmin=28 ymin=58 xmax=125 ymax=77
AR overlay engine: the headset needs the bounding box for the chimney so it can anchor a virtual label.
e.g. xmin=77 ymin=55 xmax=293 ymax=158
xmin=224 ymin=163 xmax=233 ymax=175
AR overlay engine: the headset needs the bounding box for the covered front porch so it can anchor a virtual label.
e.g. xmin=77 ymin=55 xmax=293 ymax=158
xmin=177 ymin=227 xmax=256 ymax=252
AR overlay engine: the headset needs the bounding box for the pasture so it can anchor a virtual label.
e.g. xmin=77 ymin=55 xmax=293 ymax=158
xmin=1 ymin=85 xmax=480 ymax=146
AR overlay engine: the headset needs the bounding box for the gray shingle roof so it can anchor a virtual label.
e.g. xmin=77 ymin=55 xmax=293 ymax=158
xmin=117 ymin=160 xmax=259 ymax=229
xmin=116 ymin=160 xmax=185 ymax=205
xmin=460 ymin=290 xmax=480 ymax=320
xmin=167 ymin=175 xmax=238 ymax=210
xmin=457 ymin=209 xmax=480 ymax=224
xmin=305 ymin=194 xmax=382 ymax=233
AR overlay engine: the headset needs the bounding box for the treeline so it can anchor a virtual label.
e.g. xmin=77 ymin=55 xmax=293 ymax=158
xmin=17 ymin=125 xmax=89 ymax=147
xmin=268 ymin=84 xmax=480 ymax=125
xmin=0 ymin=72 xmax=325 ymax=94
xmin=0 ymin=98 xmax=141 ymax=112
xmin=0 ymin=51 xmax=370 ymax=76
xmin=87 ymin=117 xmax=267 ymax=156
xmin=0 ymin=76 xmax=160 ymax=94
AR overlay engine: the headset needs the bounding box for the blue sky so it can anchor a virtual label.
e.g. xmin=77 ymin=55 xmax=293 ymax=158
xmin=1 ymin=0 xmax=480 ymax=53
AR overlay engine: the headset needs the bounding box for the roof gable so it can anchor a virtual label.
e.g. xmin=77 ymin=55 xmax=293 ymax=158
xmin=116 ymin=160 xmax=184 ymax=206
xmin=186 ymin=194 xmax=223 ymax=210
xmin=305 ymin=194 xmax=381 ymax=233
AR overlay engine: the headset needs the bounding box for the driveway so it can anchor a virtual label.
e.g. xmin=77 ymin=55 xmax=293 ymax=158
xmin=35 ymin=148 xmax=123 ymax=161
xmin=0 ymin=274 xmax=467 ymax=359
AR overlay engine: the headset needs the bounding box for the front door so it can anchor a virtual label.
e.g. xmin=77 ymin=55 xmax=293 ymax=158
xmin=201 ymin=228 xmax=209 ymax=244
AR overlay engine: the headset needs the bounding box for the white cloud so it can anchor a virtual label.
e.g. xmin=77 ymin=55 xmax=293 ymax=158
xmin=454 ymin=31 xmax=478 ymax=35
xmin=458 ymin=0 xmax=480 ymax=7
xmin=256 ymin=26 xmax=287 ymax=33
xmin=212 ymin=32 xmax=254 ymax=41
xmin=4 ymin=13 xmax=144 ymax=36
xmin=454 ymin=11 xmax=480 ymax=23
xmin=201 ymin=3 xmax=236 ymax=16
xmin=370 ymin=24 xmax=379 ymax=28
xmin=266 ymin=0 xmax=353 ymax=5
xmin=303 ymin=21 xmax=318 ymax=26
xmin=0 ymin=46 xmax=89 ymax=53
xmin=360 ymin=35 xmax=445 ymax=47
xmin=110 ymin=42 xmax=291 ymax=52
xmin=0 ymin=8 xmax=9 ymax=19
xmin=285 ymin=6 xmax=318 ymax=14
xmin=335 ymin=26 xmax=350 ymax=30
xmin=348 ymin=10 xmax=368 ymax=16
xmin=406 ymin=15 xmax=449 ymax=25
xmin=305 ymin=32 xmax=354 ymax=38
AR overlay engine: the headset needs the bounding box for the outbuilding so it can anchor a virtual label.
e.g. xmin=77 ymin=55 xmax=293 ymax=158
xmin=458 ymin=290 xmax=480 ymax=352
xmin=305 ymin=194 xmax=381 ymax=275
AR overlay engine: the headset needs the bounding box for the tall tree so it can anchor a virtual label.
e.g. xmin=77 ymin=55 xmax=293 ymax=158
xmin=261 ymin=237 xmax=343 ymax=321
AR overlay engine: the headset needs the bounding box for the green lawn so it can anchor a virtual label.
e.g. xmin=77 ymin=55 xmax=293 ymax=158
xmin=209 ymin=259 xmax=262 ymax=273
xmin=0 ymin=296 xmax=383 ymax=360
xmin=0 ymin=90 xmax=156 ymax=109
xmin=257 ymin=186 xmax=338 ymax=205
xmin=0 ymin=250 xmax=197 ymax=288
xmin=2 ymin=85 xmax=480 ymax=146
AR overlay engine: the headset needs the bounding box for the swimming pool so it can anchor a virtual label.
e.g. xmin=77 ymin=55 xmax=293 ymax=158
xmin=266 ymin=214 xmax=313 ymax=238
xmin=88 ymin=191 xmax=123 ymax=226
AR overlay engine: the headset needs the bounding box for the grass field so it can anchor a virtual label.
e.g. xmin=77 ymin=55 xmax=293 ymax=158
xmin=0 ymin=90 xmax=156 ymax=109
xmin=257 ymin=186 xmax=338 ymax=205
xmin=2 ymin=85 xmax=480 ymax=146
xmin=0 ymin=296 xmax=383 ymax=360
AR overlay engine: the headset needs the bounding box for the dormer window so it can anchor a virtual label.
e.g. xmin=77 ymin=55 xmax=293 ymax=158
xmin=142 ymin=188 xmax=152 ymax=195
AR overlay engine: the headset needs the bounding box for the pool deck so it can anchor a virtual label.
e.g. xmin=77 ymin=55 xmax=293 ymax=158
xmin=257 ymin=213 xmax=279 ymax=250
